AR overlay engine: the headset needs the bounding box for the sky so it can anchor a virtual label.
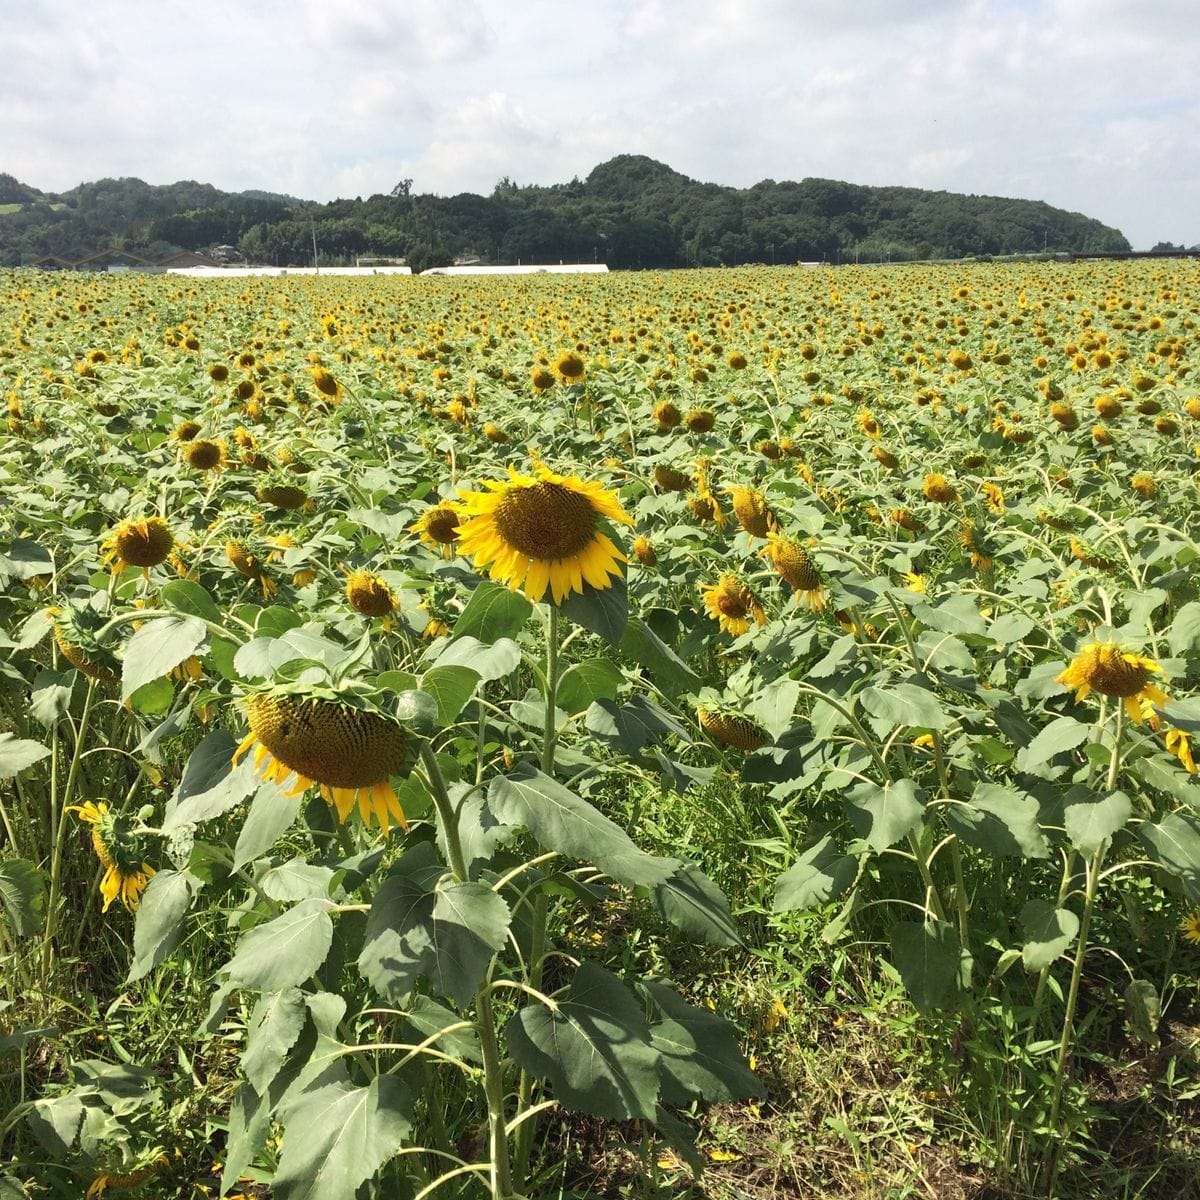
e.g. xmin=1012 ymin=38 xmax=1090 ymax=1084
xmin=3 ymin=0 xmax=1198 ymax=250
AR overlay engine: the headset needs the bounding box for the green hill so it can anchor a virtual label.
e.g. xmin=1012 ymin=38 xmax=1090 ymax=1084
xmin=0 ymin=156 xmax=1130 ymax=268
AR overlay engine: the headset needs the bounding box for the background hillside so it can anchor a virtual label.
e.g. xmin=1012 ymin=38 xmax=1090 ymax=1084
xmin=0 ymin=155 xmax=1131 ymax=270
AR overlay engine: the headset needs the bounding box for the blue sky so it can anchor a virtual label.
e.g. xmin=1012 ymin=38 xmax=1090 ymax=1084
xmin=4 ymin=0 xmax=1197 ymax=249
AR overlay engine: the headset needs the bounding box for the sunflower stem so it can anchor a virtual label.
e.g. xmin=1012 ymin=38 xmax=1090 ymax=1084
xmin=42 ymin=676 xmax=98 ymax=972
xmin=419 ymin=744 xmax=469 ymax=883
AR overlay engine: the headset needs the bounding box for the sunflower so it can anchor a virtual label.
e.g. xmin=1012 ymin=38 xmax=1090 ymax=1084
xmin=234 ymin=691 xmax=408 ymax=832
xmin=101 ymin=516 xmax=174 ymax=574
xmin=344 ymin=568 xmax=395 ymax=617
xmin=531 ymin=366 xmax=556 ymax=392
xmin=727 ymin=486 xmax=772 ymax=538
xmin=451 ymin=465 xmax=632 ymax=604
xmin=760 ymin=533 xmax=826 ymax=609
xmin=652 ymin=401 xmax=682 ymax=431
xmin=69 ymin=801 xmax=155 ymax=913
xmin=701 ymin=574 xmax=766 ymax=637
xmin=483 ymin=422 xmax=509 ymax=444
xmin=872 ymin=445 xmax=899 ymax=470
xmin=1055 ymin=642 xmax=1169 ymax=724
xmin=922 ymin=473 xmax=958 ymax=503
xmin=857 ymin=408 xmax=881 ymax=439
xmin=49 ymin=608 xmax=120 ymax=683
xmin=1130 ymin=473 xmax=1157 ymax=500
xmin=552 ymin=351 xmax=586 ymax=384
xmin=183 ymin=438 xmax=227 ymax=471
xmin=980 ymin=482 xmax=1005 ymax=513
xmin=226 ymin=540 xmax=277 ymax=598
xmin=309 ymin=366 xmax=341 ymax=400
xmin=653 ymin=464 xmax=692 ymax=492
xmin=1166 ymin=729 xmax=1196 ymax=774
xmin=697 ymin=705 xmax=769 ymax=752
xmin=1180 ymin=909 xmax=1200 ymax=946
xmin=633 ymin=535 xmax=657 ymax=567
xmin=410 ymin=503 xmax=461 ymax=559
xmin=257 ymin=480 xmax=310 ymax=510
xmin=685 ymin=409 xmax=715 ymax=433
xmin=1049 ymin=403 xmax=1079 ymax=430
xmin=172 ymin=419 xmax=202 ymax=442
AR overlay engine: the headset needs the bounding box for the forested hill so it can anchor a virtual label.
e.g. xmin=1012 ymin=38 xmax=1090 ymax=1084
xmin=0 ymin=155 xmax=1130 ymax=269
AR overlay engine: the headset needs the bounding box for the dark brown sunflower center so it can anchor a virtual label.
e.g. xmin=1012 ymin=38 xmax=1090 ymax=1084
xmin=716 ymin=590 xmax=749 ymax=618
xmin=1083 ymin=647 xmax=1150 ymax=697
xmin=493 ymin=482 xmax=597 ymax=561
xmin=116 ymin=521 xmax=174 ymax=567
xmin=248 ymin=694 xmax=407 ymax=788
xmin=425 ymin=507 xmax=461 ymax=543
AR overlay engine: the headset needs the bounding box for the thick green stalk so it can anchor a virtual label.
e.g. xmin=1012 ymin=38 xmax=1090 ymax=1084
xmin=420 ymin=743 xmax=517 ymax=1199
xmin=42 ymin=676 xmax=98 ymax=971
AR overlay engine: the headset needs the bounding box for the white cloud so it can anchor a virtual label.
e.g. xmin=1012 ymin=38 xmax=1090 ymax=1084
xmin=0 ymin=0 xmax=1196 ymax=245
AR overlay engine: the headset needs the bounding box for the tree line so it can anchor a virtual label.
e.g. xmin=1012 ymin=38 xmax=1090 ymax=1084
xmin=0 ymin=155 xmax=1132 ymax=270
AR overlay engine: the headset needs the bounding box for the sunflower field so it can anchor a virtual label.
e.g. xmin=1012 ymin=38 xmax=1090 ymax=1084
xmin=2 ymin=259 xmax=1200 ymax=1199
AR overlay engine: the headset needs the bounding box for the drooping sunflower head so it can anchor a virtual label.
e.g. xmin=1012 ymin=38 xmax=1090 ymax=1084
xmin=226 ymin=539 xmax=277 ymax=597
xmin=632 ymin=534 xmax=657 ymax=567
xmin=69 ymin=801 xmax=155 ymax=913
xmin=697 ymin=704 xmax=770 ymax=752
xmin=344 ymin=568 xmax=395 ymax=617
xmin=256 ymin=478 xmax=311 ymax=510
xmin=922 ymin=473 xmax=958 ymax=504
xmin=1130 ymin=472 xmax=1157 ymax=500
xmin=685 ymin=409 xmax=716 ymax=433
xmin=49 ymin=606 xmax=121 ymax=683
xmin=183 ymin=438 xmax=227 ymax=472
xmin=1055 ymin=641 xmax=1169 ymax=724
xmin=653 ymin=464 xmax=692 ymax=492
xmin=101 ymin=516 xmax=175 ymax=574
xmin=760 ymin=533 xmax=825 ymax=608
xmin=872 ymin=445 xmax=899 ymax=470
xmin=552 ymin=351 xmax=586 ymax=384
xmin=483 ymin=422 xmax=509 ymax=444
xmin=700 ymin=574 xmax=767 ymax=637
xmin=172 ymin=419 xmax=202 ymax=442
xmin=531 ymin=366 xmax=556 ymax=392
xmin=451 ymin=465 xmax=632 ymax=605
xmin=235 ymin=688 xmax=411 ymax=832
xmin=309 ymin=366 xmax=341 ymax=400
xmin=652 ymin=400 xmax=682 ymax=431
xmin=726 ymin=486 xmax=772 ymax=538
xmin=411 ymin=503 xmax=462 ymax=559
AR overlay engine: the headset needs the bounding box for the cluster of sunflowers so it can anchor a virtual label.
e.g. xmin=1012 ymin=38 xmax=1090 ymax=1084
xmin=1 ymin=257 xmax=1198 ymax=923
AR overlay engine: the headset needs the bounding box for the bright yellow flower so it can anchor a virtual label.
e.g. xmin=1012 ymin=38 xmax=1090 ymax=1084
xmin=452 ymin=466 xmax=632 ymax=604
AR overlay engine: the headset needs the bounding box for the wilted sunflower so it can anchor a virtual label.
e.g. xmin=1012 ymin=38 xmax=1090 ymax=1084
xmin=552 ymin=351 xmax=586 ymax=384
xmin=183 ymin=438 xmax=227 ymax=471
xmin=701 ymin=574 xmax=766 ymax=637
xmin=632 ymin=535 xmax=657 ymax=566
xmin=226 ymin=540 xmax=277 ymax=598
xmin=452 ymin=465 xmax=632 ymax=604
xmin=922 ymin=473 xmax=958 ymax=503
xmin=483 ymin=422 xmax=509 ymax=444
xmin=531 ymin=366 xmax=556 ymax=392
xmin=101 ymin=516 xmax=174 ymax=575
xmin=697 ymin=704 xmax=769 ymax=752
xmin=49 ymin=608 xmax=120 ymax=683
xmin=309 ymin=366 xmax=341 ymax=400
xmin=344 ymin=568 xmax=394 ymax=618
xmin=654 ymin=464 xmax=692 ymax=492
xmin=980 ymin=482 xmax=1005 ymax=513
xmin=872 ymin=445 xmax=899 ymax=470
xmin=726 ymin=486 xmax=772 ymax=538
xmin=1166 ymin=729 xmax=1196 ymax=774
xmin=257 ymin=480 xmax=310 ymax=510
xmin=685 ymin=409 xmax=716 ymax=433
xmin=235 ymin=691 xmax=409 ymax=832
xmin=652 ymin=401 xmax=682 ymax=431
xmin=1130 ymin=473 xmax=1157 ymax=500
xmin=411 ymin=503 xmax=461 ymax=559
xmin=857 ymin=408 xmax=881 ymax=439
xmin=759 ymin=533 xmax=826 ymax=609
xmin=1056 ymin=642 xmax=1169 ymax=724
xmin=69 ymin=801 xmax=155 ymax=913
